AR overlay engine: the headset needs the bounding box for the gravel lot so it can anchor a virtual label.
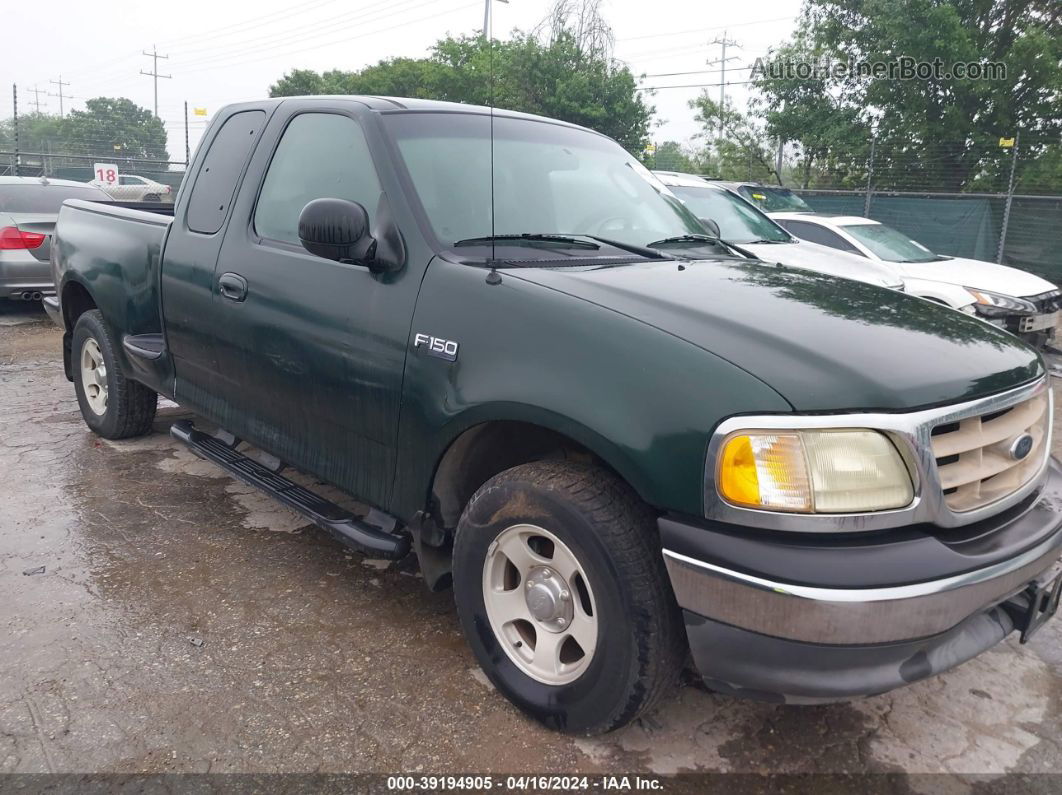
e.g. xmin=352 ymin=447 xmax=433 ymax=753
xmin=2 ymin=300 xmax=1061 ymax=780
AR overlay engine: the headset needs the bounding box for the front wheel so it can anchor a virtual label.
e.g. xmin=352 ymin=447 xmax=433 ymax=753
xmin=72 ymin=310 xmax=157 ymax=439
xmin=453 ymin=460 xmax=686 ymax=734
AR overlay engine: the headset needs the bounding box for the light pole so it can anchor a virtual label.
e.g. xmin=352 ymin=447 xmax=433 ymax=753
xmin=482 ymin=0 xmax=508 ymax=40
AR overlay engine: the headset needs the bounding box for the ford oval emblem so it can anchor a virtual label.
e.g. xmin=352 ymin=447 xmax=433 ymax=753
xmin=1009 ymin=433 xmax=1035 ymax=461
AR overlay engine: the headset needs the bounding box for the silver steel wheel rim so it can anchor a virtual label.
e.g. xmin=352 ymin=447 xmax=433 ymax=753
xmin=80 ymin=338 xmax=108 ymax=416
xmin=482 ymin=523 xmax=598 ymax=685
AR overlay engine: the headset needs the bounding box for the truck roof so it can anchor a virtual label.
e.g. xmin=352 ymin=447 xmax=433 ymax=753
xmin=225 ymin=96 xmax=601 ymax=136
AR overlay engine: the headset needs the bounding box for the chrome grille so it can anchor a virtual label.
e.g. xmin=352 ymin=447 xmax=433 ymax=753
xmin=931 ymin=391 xmax=1050 ymax=512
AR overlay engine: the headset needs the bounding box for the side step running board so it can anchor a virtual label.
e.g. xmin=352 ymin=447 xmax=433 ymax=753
xmin=170 ymin=420 xmax=410 ymax=560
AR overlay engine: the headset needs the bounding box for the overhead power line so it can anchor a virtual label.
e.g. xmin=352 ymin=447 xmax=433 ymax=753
xmin=617 ymin=14 xmax=796 ymax=43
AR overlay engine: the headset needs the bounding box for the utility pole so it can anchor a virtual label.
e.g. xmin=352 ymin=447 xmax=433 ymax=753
xmin=48 ymin=75 xmax=71 ymax=117
xmin=140 ymin=45 xmax=171 ymax=118
xmin=12 ymin=84 xmax=19 ymax=177
xmin=184 ymin=101 xmax=190 ymax=165
xmin=26 ymin=84 xmax=46 ymax=114
xmin=997 ymin=131 xmax=1020 ymax=265
xmin=707 ymin=32 xmax=740 ymax=142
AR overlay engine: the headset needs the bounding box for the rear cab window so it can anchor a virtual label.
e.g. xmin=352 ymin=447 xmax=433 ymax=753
xmin=186 ymin=110 xmax=266 ymax=234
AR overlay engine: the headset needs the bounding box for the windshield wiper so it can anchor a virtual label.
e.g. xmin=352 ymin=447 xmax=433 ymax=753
xmin=453 ymin=233 xmax=600 ymax=250
xmin=746 ymin=238 xmax=792 ymax=244
xmin=646 ymin=233 xmax=720 ymax=247
xmin=578 ymin=235 xmax=667 ymax=259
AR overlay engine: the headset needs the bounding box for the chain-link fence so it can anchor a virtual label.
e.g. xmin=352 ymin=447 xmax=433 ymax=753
xmin=0 ymin=98 xmax=189 ymax=201
xmin=652 ymin=131 xmax=1062 ymax=283
xmin=0 ymin=150 xmax=186 ymax=196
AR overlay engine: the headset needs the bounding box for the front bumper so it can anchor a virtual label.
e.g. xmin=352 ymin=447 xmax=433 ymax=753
xmin=663 ymin=458 xmax=1062 ymax=702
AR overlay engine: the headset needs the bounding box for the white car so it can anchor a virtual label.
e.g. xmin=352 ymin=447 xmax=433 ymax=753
xmin=772 ymin=212 xmax=1061 ymax=347
xmin=653 ymin=171 xmax=905 ymax=291
xmin=92 ymin=174 xmax=172 ymax=202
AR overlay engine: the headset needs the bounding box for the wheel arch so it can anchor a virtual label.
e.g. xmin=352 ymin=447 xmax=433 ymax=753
xmin=59 ymin=278 xmax=99 ymax=381
xmin=425 ymin=408 xmax=655 ymax=531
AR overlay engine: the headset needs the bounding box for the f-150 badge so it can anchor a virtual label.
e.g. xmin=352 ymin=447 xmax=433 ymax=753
xmin=414 ymin=333 xmax=459 ymax=362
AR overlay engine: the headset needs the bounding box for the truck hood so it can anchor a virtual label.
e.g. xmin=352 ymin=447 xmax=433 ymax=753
xmin=738 ymin=239 xmax=904 ymax=288
xmin=896 ymin=256 xmax=1056 ymax=300
xmin=511 ymin=258 xmax=1043 ymax=411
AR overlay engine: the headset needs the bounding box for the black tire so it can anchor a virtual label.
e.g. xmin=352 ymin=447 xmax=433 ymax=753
xmin=143 ymin=193 xmax=161 ymax=202
xmin=453 ymin=460 xmax=686 ymax=734
xmin=72 ymin=310 xmax=157 ymax=439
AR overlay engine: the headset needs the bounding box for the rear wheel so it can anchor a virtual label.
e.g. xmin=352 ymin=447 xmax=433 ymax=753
xmin=453 ymin=460 xmax=686 ymax=734
xmin=72 ymin=310 xmax=157 ymax=439
xmin=143 ymin=193 xmax=161 ymax=202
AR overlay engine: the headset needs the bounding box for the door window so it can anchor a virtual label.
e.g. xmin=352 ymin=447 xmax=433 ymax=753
xmin=254 ymin=113 xmax=381 ymax=246
xmin=781 ymin=220 xmax=865 ymax=255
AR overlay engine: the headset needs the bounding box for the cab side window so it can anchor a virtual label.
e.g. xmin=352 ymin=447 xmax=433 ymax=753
xmin=254 ymin=113 xmax=381 ymax=246
xmin=781 ymin=220 xmax=864 ymax=256
xmin=186 ymin=110 xmax=266 ymax=234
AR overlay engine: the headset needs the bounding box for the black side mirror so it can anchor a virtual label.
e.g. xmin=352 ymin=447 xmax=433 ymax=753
xmin=698 ymin=217 xmax=721 ymax=238
xmin=298 ymin=198 xmax=375 ymax=264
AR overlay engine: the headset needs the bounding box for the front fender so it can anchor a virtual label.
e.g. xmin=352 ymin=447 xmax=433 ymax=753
xmin=904 ymin=278 xmax=976 ymax=310
xmin=389 ymin=259 xmax=793 ymax=521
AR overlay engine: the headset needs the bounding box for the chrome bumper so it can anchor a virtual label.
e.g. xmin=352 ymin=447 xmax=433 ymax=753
xmin=663 ymin=528 xmax=1062 ymax=645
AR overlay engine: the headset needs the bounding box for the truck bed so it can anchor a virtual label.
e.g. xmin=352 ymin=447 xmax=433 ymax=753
xmin=54 ymin=199 xmax=174 ymax=393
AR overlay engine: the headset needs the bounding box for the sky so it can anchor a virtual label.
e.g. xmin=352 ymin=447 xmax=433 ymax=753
xmin=3 ymin=0 xmax=803 ymax=161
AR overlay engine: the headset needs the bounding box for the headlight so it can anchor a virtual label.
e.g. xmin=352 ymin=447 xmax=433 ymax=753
xmin=965 ymin=288 xmax=1036 ymax=316
xmin=717 ymin=430 xmax=913 ymax=513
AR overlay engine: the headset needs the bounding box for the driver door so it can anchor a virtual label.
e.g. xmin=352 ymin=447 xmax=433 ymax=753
xmin=209 ymin=108 xmax=406 ymax=507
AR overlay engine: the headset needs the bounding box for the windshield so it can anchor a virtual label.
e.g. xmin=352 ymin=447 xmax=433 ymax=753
xmin=0 ymin=183 xmax=110 ymax=214
xmin=738 ymin=185 xmax=812 ymax=212
xmin=668 ymin=186 xmax=792 ymax=243
xmin=841 ymin=223 xmax=937 ymax=263
xmin=383 ymin=113 xmax=705 ymax=256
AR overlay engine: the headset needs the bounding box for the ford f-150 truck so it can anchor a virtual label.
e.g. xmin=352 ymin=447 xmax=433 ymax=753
xmin=47 ymin=97 xmax=1062 ymax=734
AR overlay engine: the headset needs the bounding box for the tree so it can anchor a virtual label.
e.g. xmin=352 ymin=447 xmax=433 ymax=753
xmin=688 ymin=95 xmax=782 ymax=183
xmin=60 ymin=98 xmax=169 ymax=160
xmin=755 ymin=0 xmax=1061 ymax=191
xmin=269 ymin=30 xmax=653 ymax=154
xmin=0 ymin=112 xmax=65 ymax=156
xmin=0 ymin=98 xmax=168 ymax=165
xmin=648 ymin=141 xmax=697 ymax=172
xmin=750 ymin=33 xmax=872 ymax=188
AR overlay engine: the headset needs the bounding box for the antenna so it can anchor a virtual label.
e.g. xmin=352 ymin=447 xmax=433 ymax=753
xmin=483 ymin=0 xmax=508 ymax=272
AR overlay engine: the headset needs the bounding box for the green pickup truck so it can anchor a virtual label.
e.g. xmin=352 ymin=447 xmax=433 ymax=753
xmin=47 ymin=97 xmax=1062 ymax=734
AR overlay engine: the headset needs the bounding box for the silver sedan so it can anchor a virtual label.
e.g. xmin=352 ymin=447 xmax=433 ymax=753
xmin=0 ymin=176 xmax=111 ymax=301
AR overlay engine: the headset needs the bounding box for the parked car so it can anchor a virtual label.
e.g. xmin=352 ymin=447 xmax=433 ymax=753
xmin=652 ymin=171 xmax=909 ymax=291
xmin=49 ymin=97 xmax=1062 ymax=734
xmin=0 ymin=176 xmax=112 ymax=301
xmin=773 ymin=212 xmax=1062 ymax=348
xmin=710 ymin=178 xmax=814 ymax=213
xmin=93 ymin=174 xmax=172 ymax=202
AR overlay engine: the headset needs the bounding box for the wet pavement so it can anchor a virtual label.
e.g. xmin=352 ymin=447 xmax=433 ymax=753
xmin=1 ymin=300 xmax=1061 ymax=779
